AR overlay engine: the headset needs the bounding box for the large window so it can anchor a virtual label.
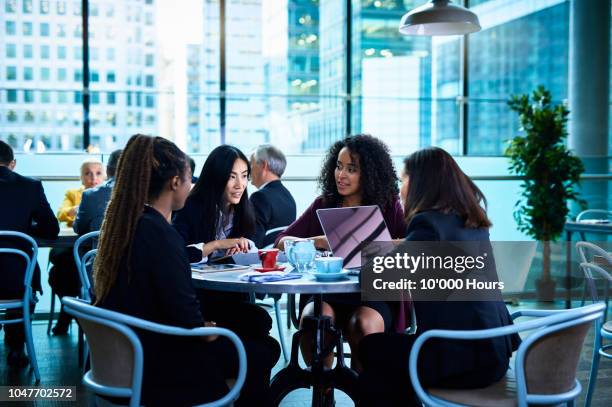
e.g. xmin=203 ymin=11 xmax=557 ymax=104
xmin=466 ymin=0 xmax=570 ymax=155
xmin=0 ymin=0 xmax=608 ymax=157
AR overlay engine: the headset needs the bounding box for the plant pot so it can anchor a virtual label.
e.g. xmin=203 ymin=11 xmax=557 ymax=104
xmin=536 ymin=278 xmax=556 ymax=302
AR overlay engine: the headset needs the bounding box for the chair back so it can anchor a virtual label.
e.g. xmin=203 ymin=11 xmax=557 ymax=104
xmin=0 ymin=231 xmax=37 ymax=304
xmin=79 ymin=249 xmax=97 ymax=302
xmin=576 ymin=241 xmax=612 ymax=267
xmin=62 ymin=297 xmax=143 ymax=407
xmin=576 ymin=209 xmax=612 ymax=222
xmin=577 ymin=242 xmax=612 ymax=311
xmin=73 ymin=231 xmax=100 ymax=269
xmin=0 ymin=231 xmax=41 ymax=382
xmin=523 ymin=322 xmax=590 ymax=395
xmin=73 ymin=231 xmax=100 ymax=302
xmin=514 ymin=304 xmax=604 ymax=405
xmin=263 ymin=226 xmax=289 ymax=249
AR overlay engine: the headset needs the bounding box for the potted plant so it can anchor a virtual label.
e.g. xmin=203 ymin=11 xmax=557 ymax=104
xmin=506 ymin=86 xmax=585 ymax=301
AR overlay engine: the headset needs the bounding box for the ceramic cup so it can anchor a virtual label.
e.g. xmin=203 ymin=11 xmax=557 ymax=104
xmin=258 ymin=248 xmax=279 ymax=268
xmin=314 ymin=256 xmax=344 ymax=274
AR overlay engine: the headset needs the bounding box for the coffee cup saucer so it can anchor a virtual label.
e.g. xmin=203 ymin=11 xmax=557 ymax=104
xmin=307 ymin=269 xmax=350 ymax=282
xmin=251 ymin=264 xmax=287 ymax=273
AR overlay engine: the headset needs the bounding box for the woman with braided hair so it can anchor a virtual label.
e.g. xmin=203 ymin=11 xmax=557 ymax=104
xmin=94 ymin=134 xmax=279 ymax=406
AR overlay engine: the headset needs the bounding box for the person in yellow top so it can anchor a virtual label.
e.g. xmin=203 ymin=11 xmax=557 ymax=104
xmin=49 ymin=158 xmax=105 ymax=335
xmin=57 ymin=159 xmax=105 ymax=227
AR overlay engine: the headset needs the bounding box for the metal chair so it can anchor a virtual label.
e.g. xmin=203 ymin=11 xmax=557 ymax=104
xmin=262 ymin=225 xmax=289 ymax=250
xmin=0 ymin=231 xmax=41 ymax=382
xmin=262 ymin=226 xmax=291 ymax=363
xmin=578 ymin=258 xmax=612 ymax=407
xmin=409 ymin=303 xmax=605 ymax=407
xmin=576 ymin=209 xmax=612 ymax=223
xmin=577 ymin=241 xmax=611 ymax=319
xmin=62 ymin=296 xmax=247 ymax=407
xmin=47 ymin=230 xmax=100 ymax=334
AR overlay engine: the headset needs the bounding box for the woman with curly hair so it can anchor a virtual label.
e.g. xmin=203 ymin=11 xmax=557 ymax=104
xmin=275 ymin=134 xmax=407 ymax=371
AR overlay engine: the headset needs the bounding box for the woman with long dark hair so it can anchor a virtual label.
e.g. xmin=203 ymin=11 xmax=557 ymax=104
xmin=275 ymin=134 xmax=408 ymax=371
xmin=174 ymin=145 xmax=256 ymax=263
xmin=358 ymin=147 xmax=520 ymax=406
xmin=173 ymin=145 xmax=274 ymax=342
xmin=94 ymin=135 xmax=279 ymax=406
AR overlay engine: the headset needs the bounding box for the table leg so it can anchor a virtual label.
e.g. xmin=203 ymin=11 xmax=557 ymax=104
xmin=269 ymin=294 xmax=358 ymax=406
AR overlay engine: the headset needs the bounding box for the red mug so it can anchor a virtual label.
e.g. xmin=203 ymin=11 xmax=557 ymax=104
xmin=258 ymin=248 xmax=279 ymax=268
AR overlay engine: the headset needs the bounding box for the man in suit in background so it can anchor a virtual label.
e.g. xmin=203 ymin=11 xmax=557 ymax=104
xmin=249 ymin=144 xmax=296 ymax=248
xmin=0 ymin=140 xmax=59 ymax=366
xmin=73 ymin=149 xmax=122 ymax=235
xmin=189 ymin=156 xmax=199 ymax=184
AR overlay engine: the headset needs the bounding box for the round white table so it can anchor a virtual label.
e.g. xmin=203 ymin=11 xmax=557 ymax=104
xmin=192 ymin=269 xmax=360 ymax=295
xmin=192 ymin=269 xmax=361 ymax=407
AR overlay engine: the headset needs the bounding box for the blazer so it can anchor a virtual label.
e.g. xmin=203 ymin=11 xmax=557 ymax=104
xmin=405 ymin=210 xmax=521 ymax=386
xmin=57 ymin=186 xmax=84 ymax=227
xmin=173 ymin=196 xmax=256 ymax=263
xmin=73 ymin=179 xmax=114 ymax=235
xmin=250 ymin=180 xmax=296 ymax=248
xmin=0 ymin=166 xmax=59 ymax=295
xmin=98 ymin=206 xmax=207 ymax=404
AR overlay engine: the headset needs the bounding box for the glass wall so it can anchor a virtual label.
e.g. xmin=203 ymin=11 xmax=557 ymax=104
xmin=0 ymin=0 xmax=609 ymax=158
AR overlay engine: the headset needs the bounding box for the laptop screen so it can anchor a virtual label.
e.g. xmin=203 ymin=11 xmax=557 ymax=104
xmin=316 ymin=205 xmax=392 ymax=269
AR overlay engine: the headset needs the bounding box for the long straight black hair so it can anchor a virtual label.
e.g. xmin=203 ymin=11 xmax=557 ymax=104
xmin=189 ymin=145 xmax=255 ymax=243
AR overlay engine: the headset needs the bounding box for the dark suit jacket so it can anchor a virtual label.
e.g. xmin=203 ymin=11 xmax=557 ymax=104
xmin=406 ymin=210 xmax=521 ymax=386
xmin=249 ymin=180 xmax=296 ymax=248
xmin=98 ymin=206 xmax=222 ymax=405
xmin=173 ymin=195 xmax=256 ymax=263
xmin=0 ymin=166 xmax=59 ymax=295
xmin=73 ymin=178 xmax=114 ymax=235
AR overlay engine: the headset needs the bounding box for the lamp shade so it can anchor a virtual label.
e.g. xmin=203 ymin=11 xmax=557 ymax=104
xmin=399 ymin=0 xmax=481 ymax=36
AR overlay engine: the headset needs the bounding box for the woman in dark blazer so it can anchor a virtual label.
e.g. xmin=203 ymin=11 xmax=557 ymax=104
xmin=358 ymin=147 xmax=521 ymax=406
xmin=174 ymin=145 xmax=256 ymax=264
xmin=173 ymin=145 xmax=273 ymax=340
xmin=94 ymin=135 xmax=279 ymax=406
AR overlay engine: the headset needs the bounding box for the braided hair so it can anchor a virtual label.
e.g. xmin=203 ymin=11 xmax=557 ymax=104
xmin=93 ymin=134 xmax=188 ymax=303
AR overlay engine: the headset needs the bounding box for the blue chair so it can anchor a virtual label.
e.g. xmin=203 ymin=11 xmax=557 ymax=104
xmin=0 ymin=231 xmax=40 ymax=382
xmin=577 ymin=241 xmax=611 ymax=320
xmin=578 ymin=257 xmax=612 ymax=407
xmin=576 ymin=209 xmax=612 ymax=223
xmin=47 ymin=230 xmax=100 ymax=334
xmin=62 ymin=296 xmax=247 ymax=407
xmin=263 ymin=226 xmax=290 ymax=363
xmin=72 ymin=231 xmax=100 ymax=367
xmin=409 ymin=303 xmax=605 ymax=407
xmin=73 ymin=231 xmax=100 ymax=278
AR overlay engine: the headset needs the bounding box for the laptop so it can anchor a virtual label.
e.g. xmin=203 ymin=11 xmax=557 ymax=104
xmin=316 ymin=205 xmax=392 ymax=269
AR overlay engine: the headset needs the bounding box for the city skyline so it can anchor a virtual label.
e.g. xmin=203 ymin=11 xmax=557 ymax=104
xmin=1 ymin=0 xmax=609 ymax=157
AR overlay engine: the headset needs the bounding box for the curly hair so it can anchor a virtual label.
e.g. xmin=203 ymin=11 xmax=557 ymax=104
xmin=318 ymin=134 xmax=399 ymax=210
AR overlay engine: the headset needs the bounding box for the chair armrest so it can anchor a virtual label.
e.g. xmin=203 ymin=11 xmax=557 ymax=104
xmin=511 ymin=309 xmax=571 ymax=320
xmin=580 ymin=262 xmax=612 ymax=283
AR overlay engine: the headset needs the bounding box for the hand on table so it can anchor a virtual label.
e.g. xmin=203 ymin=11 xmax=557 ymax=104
xmin=220 ymin=237 xmax=250 ymax=256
